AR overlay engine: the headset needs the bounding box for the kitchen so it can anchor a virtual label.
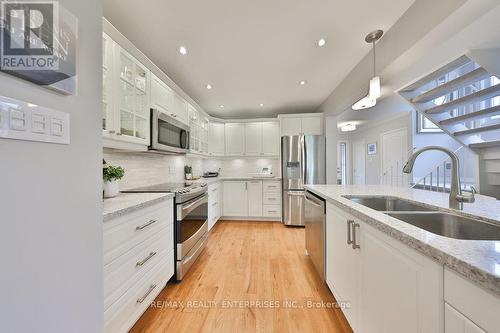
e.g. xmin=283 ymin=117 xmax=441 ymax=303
xmin=1 ymin=0 xmax=500 ymax=333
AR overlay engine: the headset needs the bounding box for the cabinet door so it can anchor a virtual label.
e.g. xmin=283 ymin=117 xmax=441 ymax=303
xmin=245 ymin=122 xmax=263 ymax=156
xmin=247 ymin=181 xmax=263 ymax=217
xmin=209 ymin=122 xmax=225 ymax=156
xmin=116 ymin=47 xmax=150 ymax=144
xmin=172 ymin=93 xmax=189 ymax=125
xmin=301 ymin=117 xmax=323 ymax=135
xmin=445 ymin=304 xmax=486 ymax=333
xmin=281 ymin=118 xmax=302 ymax=136
xmin=262 ymin=122 xmax=280 ymax=156
xmin=225 ymin=123 xmax=246 ymax=156
xmin=222 ymin=181 xmax=248 ymax=216
xmin=150 ymin=74 xmax=173 ymax=116
xmin=325 ymin=204 xmax=361 ymax=330
xmin=359 ymin=222 xmax=442 ymax=333
xmin=102 ymin=33 xmax=115 ymax=134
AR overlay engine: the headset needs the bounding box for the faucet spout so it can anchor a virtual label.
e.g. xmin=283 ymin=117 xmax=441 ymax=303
xmin=402 ymin=146 xmax=474 ymax=210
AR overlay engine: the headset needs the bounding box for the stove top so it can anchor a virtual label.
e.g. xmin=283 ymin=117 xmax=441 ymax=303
xmin=123 ymin=182 xmax=208 ymax=203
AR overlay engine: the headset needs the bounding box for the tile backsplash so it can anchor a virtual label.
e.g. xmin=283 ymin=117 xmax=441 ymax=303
xmin=104 ymin=149 xmax=280 ymax=189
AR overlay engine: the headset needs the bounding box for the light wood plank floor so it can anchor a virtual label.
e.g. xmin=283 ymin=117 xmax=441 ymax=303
xmin=130 ymin=221 xmax=353 ymax=333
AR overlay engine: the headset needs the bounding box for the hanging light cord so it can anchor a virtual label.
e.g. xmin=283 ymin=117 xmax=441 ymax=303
xmin=372 ymin=41 xmax=376 ymax=77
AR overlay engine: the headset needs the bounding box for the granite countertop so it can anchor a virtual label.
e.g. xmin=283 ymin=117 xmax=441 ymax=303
xmin=103 ymin=192 xmax=175 ymax=222
xmin=304 ymin=184 xmax=500 ymax=297
xmin=191 ymin=176 xmax=281 ymax=184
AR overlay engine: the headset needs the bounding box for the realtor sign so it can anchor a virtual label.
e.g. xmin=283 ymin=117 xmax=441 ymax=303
xmin=0 ymin=1 xmax=78 ymax=95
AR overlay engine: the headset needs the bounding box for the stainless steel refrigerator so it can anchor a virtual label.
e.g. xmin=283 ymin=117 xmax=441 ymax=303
xmin=281 ymin=135 xmax=326 ymax=226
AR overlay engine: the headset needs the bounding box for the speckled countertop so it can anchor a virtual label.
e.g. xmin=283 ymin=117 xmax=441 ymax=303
xmin=103 ymin=192 xmax=174 ymax=222
xmin=304 ymin=184 xmax=500 ymax=297
xmin=191 ymin=177 xmax=281 ymax=184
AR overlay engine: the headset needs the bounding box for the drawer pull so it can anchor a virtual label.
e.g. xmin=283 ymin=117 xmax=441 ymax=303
xmin=136 ymin=252 xmax=157 ymax=267
xmin=212 ymin=202 xmax=217 ymax=207
xmin=137 ymin=284 xmax=157 ymax=304
xmin=267 ymin=198 xmax=276 ymax=201
xmin=267 ymin=210 xmax=278 ymax=213
xmin=136 ymin=219 xmax=157 ymax=231
xmin=211 ymin=188 xmax=217 ymax=192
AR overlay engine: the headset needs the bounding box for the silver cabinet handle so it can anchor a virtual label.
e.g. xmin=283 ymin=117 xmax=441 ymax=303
xmin=352 ymin=223 xmax=361 ymax=250
xmin=136 ymin=251 xmax=157 ymax=267
xmin=108 ymin=130 xmax=116 ymax=134
xmin=136 ymin=219 xmax=157 ymax=231
xmin=347 ymin=220 xmax=354 ymax=245
xmin=212 ymin=202 xmax=217 ymax=207
xmin=137 ymin=284 xmax=157 ymax=303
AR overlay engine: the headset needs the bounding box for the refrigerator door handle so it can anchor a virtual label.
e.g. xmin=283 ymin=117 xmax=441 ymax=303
xmin=303 ymin=136 xmax=307 ymax=185
xmin=301 ymin=136 xmax=306 ymax=185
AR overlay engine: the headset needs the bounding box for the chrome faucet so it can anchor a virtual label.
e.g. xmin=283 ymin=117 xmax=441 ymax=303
xmin=402 ymin=146 xmax=475 ymax=210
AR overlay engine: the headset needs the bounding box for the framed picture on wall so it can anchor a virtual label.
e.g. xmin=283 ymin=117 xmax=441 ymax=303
xmin=367 ymin=143 xmax=377 ymax=155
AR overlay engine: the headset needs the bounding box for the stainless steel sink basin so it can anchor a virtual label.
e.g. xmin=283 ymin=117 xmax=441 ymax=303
xmin=387 ymin=212 xmax=500 ymax=241
xmin=346 ymin=196 xmax=434 ymax=212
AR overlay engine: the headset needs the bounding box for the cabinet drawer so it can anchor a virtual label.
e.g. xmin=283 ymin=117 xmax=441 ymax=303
xmin=208 ymin=183 xmax=221 ymax=196
xmin=104 ymin=228 xmax=173 ymax=310
xmin=263 ymin=205 xmax=281 ymax=217
xmin=263 ymin=192 xmax=281 ymax=205
xmin=103 ymin=200 xmax=173 ymax=265
xmin=104 ymin=254 xmax=173 ymax=333
xmin=263 ymin=181 xmax=281 ymax=192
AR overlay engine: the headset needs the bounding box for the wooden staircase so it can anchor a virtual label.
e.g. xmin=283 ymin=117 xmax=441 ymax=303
xmin=399 ymin=49 xmax=500 ymax=193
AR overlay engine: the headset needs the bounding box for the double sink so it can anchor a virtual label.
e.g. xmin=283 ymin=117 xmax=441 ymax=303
xmin=344 ymin=196 xmax=500 ymax=241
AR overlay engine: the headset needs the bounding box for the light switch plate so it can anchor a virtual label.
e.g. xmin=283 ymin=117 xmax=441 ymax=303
xmin=0 ymin=95 xmax=70 ymax=145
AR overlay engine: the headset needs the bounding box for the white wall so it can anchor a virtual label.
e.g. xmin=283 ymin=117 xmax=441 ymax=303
xmin=204 ymin=158 xmax=280 ymax=178
xmin=0 ymin=1 xmax=103 ymax=332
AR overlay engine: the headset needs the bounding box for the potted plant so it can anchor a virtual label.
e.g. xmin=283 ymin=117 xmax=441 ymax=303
xmin=184 ymin=165 xmax=193 ymax=180
xmin=103 ymin=164 xmax=125 ymax=198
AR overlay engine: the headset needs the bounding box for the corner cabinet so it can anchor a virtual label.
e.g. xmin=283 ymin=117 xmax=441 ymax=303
xmin=326 ymin=203 xmax=443 ymax=333
xmin=208 ymin=122 xmax=225 ymax=156
xmin=102 ymin=34 xmax=151 ymax=149
xmin=189 ymin=104 xmax=209 ymax=155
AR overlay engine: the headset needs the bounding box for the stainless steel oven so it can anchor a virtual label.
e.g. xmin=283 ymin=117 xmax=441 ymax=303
xmin=150 ymin=108 xmax=190 ymax=154
xmin=175 ymin=192 xmax=208 ymax=280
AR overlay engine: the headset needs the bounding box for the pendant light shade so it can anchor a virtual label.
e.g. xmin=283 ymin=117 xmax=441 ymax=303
xmin=352 ymin=30 xmax=383 ymax=111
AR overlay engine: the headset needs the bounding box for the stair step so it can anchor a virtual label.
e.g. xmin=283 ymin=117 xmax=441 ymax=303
xmin=439 ymin=105 xmax=500 ymax=125
xmin=469 ymin=140 xmax=500 ymax=149
xmin=454 ymin=124 xmax=500 ymax=136
xmin=425 ymin=84 xmax=500 ymax=114
xmin=411 ymin=67 xmax=490 ymax=103
xmin=401 ymin=56 xmax=471 ymax=92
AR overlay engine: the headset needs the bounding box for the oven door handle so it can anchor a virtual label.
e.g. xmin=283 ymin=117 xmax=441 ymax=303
xmin=180 ymin=193 xmax=208 ymax=220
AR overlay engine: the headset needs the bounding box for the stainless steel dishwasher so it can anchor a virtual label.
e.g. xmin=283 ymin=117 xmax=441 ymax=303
xmin=304 ymin=190 xmax=326 ymax=280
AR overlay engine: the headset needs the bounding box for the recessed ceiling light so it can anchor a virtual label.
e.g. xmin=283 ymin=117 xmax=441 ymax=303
xmin=299 ymin=80 xmax=306 ymax=86
xmin=206 ymin=84 xmax=212 ymax=90
xmin=317 ymin=38 xmax=326 ymax=47
xmin=27 ymin=103 xmax=38 ymax=107
xmin=259 ymin=103 xmax=264 ymax=107
xmin=179 ymin=46 xmax=187 ymax=55
xmin=219 ymin=105 xmax=224 ymax=108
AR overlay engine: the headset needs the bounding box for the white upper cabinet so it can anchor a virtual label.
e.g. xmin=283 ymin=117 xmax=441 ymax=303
xmin=188 ymin=105 xmax=209 ymax=155
xmin=209 ymin=122 xmax=225 ymax=156
xmin=280 ymin=115 xmax=323 ymax=136
xmin=102 ymin=33 xmax=115 ymax=135
xmin=262 ymin=122 xmax=280 ymax=156
xmin=150 ymin=73 xmax=173 ymax=116
xmin=225 ymin=123 xmax=246 ymax=156
xmin=245 ymin=122 xmax=263 ymax=156
xmin=172 ymin=93 xmax=189 ymax=125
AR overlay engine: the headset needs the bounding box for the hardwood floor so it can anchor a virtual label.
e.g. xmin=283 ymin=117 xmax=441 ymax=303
xmin=130 ymin=221 xmax=353 ymax=333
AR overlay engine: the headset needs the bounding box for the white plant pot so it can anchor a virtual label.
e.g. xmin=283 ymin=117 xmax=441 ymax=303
xmin=103 ymin=180 xmax=120 ymax=198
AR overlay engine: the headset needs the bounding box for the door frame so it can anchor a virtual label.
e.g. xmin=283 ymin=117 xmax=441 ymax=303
xmin=380 ymin=127 xmax=409 ymax=185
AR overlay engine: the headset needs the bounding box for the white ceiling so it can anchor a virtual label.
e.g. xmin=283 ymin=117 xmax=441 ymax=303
xmin=104 ymin=0 xmax=415 ymax=118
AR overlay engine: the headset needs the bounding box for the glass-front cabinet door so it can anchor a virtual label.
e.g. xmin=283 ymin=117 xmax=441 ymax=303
xmin=102 ymin=33 xmax=115 ymax=135
xmin=117 ymin=47 xmax=150 ymax=144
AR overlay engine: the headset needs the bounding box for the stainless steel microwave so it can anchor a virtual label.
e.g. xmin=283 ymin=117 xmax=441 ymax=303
xmin=150 ymin=108 xmax=190 ymax=154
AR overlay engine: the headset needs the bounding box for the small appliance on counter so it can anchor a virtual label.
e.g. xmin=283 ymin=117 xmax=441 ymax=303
xmin=250 ymin=165 xmax=274 ymax=178
xmin=203 ymin=171 xmax=219 ymax=178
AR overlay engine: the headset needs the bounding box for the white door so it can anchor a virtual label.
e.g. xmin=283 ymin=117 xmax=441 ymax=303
xmin=222 ymin=181 xmax=248 ymax=216
xmin=262 ymin=122 xmax=280 ymax=156
xmin=352 ymin=140 xmax=366 ymax=185
xmin=381 ymin=128 xmax=408 ymax=186
xmin=281 ymin=118 xmax=302 ymax=136
xmin=301 ymin=117 xmax=323 ymax=135
xmin=247 ymin=181 xmax=263 ymax=216
xmin=245 ymin=123 xmax=263 ymax=156
xmin=209 ymin=122 xmax=225 ymax=156
xmin=225 ymin=123 xmax=246 ymax=156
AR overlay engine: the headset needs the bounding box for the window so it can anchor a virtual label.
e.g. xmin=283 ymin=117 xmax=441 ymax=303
xmin=338 ymin=142 xmax=348 ymax=185
xmin=417 ymin=113 xmax=442 ymax=133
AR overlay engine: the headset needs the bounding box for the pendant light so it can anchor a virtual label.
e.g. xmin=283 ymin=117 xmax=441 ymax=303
xmin=352 ymin=29 xmax=383 ymax=110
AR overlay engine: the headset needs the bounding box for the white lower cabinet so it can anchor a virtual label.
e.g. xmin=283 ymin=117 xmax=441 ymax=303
xmin=326 ymin=203 xmax=442 ymax=333
xmin=222 ymin=180 xmax=281 ymax=219
xmin=445 ymin=304 xmax=486 ymax=333
xmin=103 ymin=199 xmax=175 ymax=333
xmin=208 ymin=182 xmax=221 ymax=230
